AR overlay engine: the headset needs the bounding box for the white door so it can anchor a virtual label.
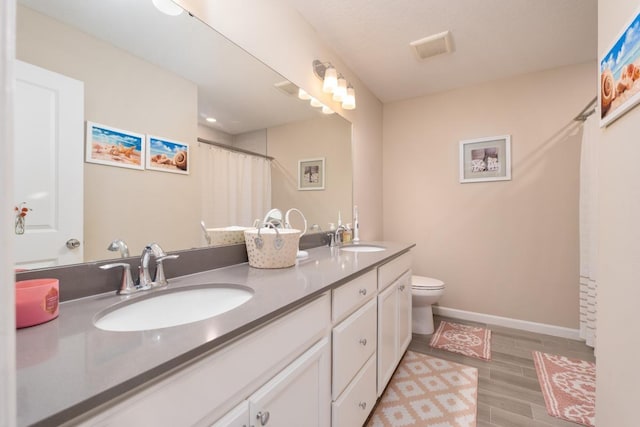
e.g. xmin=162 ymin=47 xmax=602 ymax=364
xmin=14 ymin=60 xmax=84 ymax=268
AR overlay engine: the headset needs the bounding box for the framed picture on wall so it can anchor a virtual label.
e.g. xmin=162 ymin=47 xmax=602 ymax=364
xmin=459 ymin=135 xmax=511 ymax=183
xmin=85 ymin=121 xmax=145 ymax=170
xmin=298 ymin=157 xmax=325 ymax=190
xmin=145 ymin=135 xmax=189 ymax=175
xmin=599 ymin=8 xmax=640 ymax=127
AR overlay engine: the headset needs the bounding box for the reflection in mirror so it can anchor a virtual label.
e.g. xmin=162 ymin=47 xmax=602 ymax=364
xmin=15 ymin=0 xmax=352 ymax=269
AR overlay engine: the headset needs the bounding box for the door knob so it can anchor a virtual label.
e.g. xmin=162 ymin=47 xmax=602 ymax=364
xmin=66 ymin=238 xmax=81 ymax=249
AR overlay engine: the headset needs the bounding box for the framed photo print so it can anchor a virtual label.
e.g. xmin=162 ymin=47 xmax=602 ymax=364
xmin=298 ymin=157 xmax=325 ymax=190
xmin=459 ymin=135 xmax=511 ymax=183
xmin=85 ymin=121 xmax=145 ymax=170
xmin=146 ymin=135 xmax=189 ymax=175
xmin=599 ymin=8 xmax=640 ymax=127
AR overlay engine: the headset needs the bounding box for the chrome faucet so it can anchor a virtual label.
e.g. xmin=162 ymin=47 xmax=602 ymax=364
xmin=140 ymin=243 xmax=179 ymax=288
xmin=107 ymin=239 xmax=130 ymax=258
xmin=100 ymin=262 xmax=150 ymax=295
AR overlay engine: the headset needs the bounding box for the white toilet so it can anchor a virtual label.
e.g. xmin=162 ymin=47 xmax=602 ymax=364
xmin=411 ymin=275 xmax=445 ymax=335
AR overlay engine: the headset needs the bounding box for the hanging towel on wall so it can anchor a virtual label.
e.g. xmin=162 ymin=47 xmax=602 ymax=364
xmin=579 ymin=114 xmax=598 ymax=350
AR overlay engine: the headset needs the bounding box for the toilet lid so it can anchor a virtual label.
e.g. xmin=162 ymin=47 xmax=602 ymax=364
xmin=412 ymin=276 xmax=445 ymax=290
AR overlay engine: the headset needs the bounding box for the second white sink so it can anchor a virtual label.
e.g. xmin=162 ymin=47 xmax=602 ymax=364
xmin=94 ymin=284 xmax=254 ymax=332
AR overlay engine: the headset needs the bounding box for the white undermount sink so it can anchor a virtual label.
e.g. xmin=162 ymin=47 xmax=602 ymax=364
xmin=94 ymin=284 xmax=254 ymax=332
xmin=340 ymin=244 xmax=386 ymax=253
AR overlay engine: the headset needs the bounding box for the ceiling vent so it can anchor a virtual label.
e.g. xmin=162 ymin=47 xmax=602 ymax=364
xmin=410 ymin=31 xmax=454 ymax=61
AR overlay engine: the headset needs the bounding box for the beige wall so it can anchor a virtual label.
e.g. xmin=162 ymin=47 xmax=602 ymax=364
xmin=17 ymin=6 xmax=201 ymax=260
xmin=383 ymin=63 xmax=595 ymax=328
xmin=268 ymin=115 xmax=352 ymax=229
xmin=596 ymin=1 xmax=640 ymax=424
xmin=178 ymin=0 xmax=384 ymax=240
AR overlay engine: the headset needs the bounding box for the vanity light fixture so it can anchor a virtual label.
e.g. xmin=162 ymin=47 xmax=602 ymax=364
xmin=312 ymin=59 xmax=356 ymax=110
xmin=152 ymin=0 xmax=184 ymax=16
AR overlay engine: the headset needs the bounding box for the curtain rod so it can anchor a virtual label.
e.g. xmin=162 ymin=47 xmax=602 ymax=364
xmin=197 ymin=137 xmax=274 ymax=160
xmin=574 ymin=96 xmax=598 ymax=122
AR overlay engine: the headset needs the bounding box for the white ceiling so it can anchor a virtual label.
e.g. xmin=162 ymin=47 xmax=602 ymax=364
xmin=283 ymin=0 xmax=598 ymax=103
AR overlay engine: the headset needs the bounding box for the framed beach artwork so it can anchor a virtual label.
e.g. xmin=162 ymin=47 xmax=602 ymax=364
xmin=85 ymin=122 xmax=145 ymax=170
xmin=459 ymin=135 xmax=511 ymax=183
xmin=146 ymin=135 xmax=189 ymax=175
xmin=600 ymin=8 xmax=640 ymax=127
xmin=298 ymin=157 xmax=325 ymax=190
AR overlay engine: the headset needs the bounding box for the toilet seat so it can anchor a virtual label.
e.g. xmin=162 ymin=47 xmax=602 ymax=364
xmin=412 ymin=276 xmax=445 ymax=290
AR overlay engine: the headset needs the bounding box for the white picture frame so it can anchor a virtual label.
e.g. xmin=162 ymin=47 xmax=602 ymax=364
xmin=85 ymin=121 xmax=145 ymax=170
xmin=145 ymin=135 xmax=189 ymax=175
xmin=459 ymin=135 xmax=511 ymax=183
xmin=298 ymin=157 xmax=325 ymax=190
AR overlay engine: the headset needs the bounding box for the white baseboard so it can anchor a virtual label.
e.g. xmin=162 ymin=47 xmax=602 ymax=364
xmin=433 ymin=306 xmax=581 ymax=340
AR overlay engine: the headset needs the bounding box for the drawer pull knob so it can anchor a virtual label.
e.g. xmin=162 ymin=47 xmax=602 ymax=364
xmin=256 ymin=411 xmax=270 ymax=425
xmin=359 ymin=338 xmax=367 ymax=346
xmin=359 ymin=401 xmax=367 ymax=410
xmin=359 ymin=288 xmax=367 ymax=296
xmin=399 ymin=284 xmax=405 ymax=291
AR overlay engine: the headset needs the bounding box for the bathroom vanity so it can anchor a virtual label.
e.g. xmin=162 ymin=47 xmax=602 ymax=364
xmin=16 ymin=242 xmax=414 ymax=426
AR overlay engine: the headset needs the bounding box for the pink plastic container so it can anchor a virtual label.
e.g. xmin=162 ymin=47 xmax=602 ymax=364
xmin=16 ymin=278 xmax=59 ymax=328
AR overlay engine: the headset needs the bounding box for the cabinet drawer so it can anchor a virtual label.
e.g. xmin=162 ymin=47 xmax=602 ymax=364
xmin=332 ymin=270 xmax=377 ymax=323
xmin=332 ymin=298 xmax=377 ymax=399
xmin=378 ymin=252 xmax=412 ymax=291
xmin=331 ymin=355 xmax=377 ymax=427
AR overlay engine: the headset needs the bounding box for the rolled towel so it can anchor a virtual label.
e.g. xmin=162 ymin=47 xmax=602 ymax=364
xmin=173 ymin=150 xmax=188 ymax=170
xmin=600 ymin=69 xmax=616 ymax=114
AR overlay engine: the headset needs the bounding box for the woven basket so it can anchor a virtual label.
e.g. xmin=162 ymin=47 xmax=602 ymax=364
xmin=207 ymin=226 xmax=253 ymax=246
xmin=244 ymin=228 xmax=301 ymax=268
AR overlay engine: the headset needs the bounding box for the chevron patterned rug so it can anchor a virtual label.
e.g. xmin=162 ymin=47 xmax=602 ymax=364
xmin=366 ymin=351 xmax=478 ymax=427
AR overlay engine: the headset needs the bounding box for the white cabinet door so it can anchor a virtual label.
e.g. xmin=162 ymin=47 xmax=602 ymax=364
xmin=377 ymin=282 xmax=397 ymax=397
xmin=397 ymin=271 xmax=412 ymax=356
xmin=210 ymin=401 xmax=249 ymax=427
xmin=14 ymin=60 xmax=84 ymax=268
xmin=377 ymin=270 xmax=413 ymax=397
xmin=249 ymin=337 xmax=330 ymax=427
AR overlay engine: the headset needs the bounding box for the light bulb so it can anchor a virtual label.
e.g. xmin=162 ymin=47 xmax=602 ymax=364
xmin=333 ymin=78 xmax=347 ymax=102
xmin=322 ymin=105 xmax=334 ymax=114
xmin=322 ymin=67 xmax=338 ymax=93
xmin=310 ymin=97 xmax=323 ymax=108
xmin=298 ymin=88 xmax=311 ymax=100
xmin=342 ymin=86 xmax=356 ymax=110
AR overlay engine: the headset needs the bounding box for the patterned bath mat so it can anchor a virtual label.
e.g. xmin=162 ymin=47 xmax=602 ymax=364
xmin=366 ymin=351 xmax=478 ymax=427
xmin=533 ymin=351 xmax=595 ymax=427
xmin=429 ymin=321 xmax=492 ymax=360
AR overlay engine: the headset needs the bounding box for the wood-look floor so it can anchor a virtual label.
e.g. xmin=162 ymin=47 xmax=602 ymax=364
xmin=407 ymin=315 xmax=595 ymax=427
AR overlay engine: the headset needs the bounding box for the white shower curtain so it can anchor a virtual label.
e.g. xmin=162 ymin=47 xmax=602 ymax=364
xmin=200 ymin=144 xmax=271 ymax=229
xmin=579 ymin=115 xmax=598 ymax=349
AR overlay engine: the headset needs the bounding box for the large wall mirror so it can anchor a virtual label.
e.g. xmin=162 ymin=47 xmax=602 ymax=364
xmin=15 ymin=0 xmax=352 ymax=269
